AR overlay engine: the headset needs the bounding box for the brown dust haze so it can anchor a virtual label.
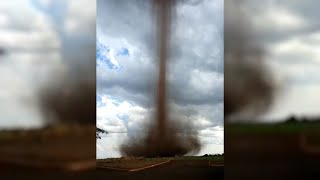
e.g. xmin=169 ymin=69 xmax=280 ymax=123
xmin=224 ymin=0 xmax=275 ymax=120
xmin=120 ymin=0 xmax=201 ymax=157
xmin=38 ymin=47 xmax=96 ymax=125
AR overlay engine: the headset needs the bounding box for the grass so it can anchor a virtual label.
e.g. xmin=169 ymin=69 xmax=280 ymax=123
xmin=227 ymin=121 xmax=320 ymax=134
xmin=304 ymin=133 xmax=320 ymax=146
xmin=171 ymin=155 xmax=224 ymax=161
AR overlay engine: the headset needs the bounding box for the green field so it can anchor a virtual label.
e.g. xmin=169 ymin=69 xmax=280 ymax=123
xmin=171 ymin=155 xmax=224 ymax=162
xmin=227 ymin=120 xmax=320 ymax=148
xmin=227 ymin=121 xmax=320 ymax=134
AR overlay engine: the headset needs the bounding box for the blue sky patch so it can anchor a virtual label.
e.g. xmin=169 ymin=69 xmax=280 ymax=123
xmin=96 ymin=41 xmax=128 ymax=70
xmin=117 ymin=48 xmax=129 ymax=56
xmin=96 ymin=95 xmax=104 ymax=108
xmin=96 ymin=41 xmax=118 ymax=69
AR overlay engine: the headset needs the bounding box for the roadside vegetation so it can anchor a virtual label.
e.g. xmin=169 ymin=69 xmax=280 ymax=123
xmin=97 ymin=157 xmax=168 ymax=169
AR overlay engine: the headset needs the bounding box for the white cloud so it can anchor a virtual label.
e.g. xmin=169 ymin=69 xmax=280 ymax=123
xmin=97 ymin=95 xmax=152 ymax=159
xmin=265 ymin=8 xmax=304 ymax=29
xmin=0 ymin=66 xmax=44 ymax=128
xmin=198 ymin=144 xmax=224 ymax=156
xmin=263 ymin=85 xmax=320 ymax=121
xmin=97 ymin=133 xmax=127 ymax=158
xmin=271 ymin=33 xmax=320 ymax=64
xmin=248 ymin=2 xmax=306 ymax=33
xmin=0 ymin=13 xmax=8 ymax=26
xmin=107 ymin=48 xmax=120 ymax=68
xmin=97 ymin=95 xmax=148 ymax=134
xmin=0 ymin=29 xmax=60 ymax=50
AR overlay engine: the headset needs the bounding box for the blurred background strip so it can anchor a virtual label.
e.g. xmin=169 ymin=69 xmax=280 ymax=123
xmin=225 ymin=0 xmax=320 ymax=179
xmin=0 ymin=0 xmax=97 ymax=178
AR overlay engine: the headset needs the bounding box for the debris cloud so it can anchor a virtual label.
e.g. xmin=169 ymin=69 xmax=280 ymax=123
xmin=120 ymin=0 xmax=201 ymax=157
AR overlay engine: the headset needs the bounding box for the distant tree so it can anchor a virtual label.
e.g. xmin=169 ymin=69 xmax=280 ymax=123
xmin=96 ymin=127 xmax=108 ymax=139
xmin=286 ymin=116 xmax=298 ymax=123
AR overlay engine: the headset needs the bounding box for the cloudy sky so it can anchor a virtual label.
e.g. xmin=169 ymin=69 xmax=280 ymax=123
xmin=0 ymin=0 xmax=95 ymax=128
xmin=97 ymin=0 xmax=223 ymax=158
xmin=231 ymin=0 xmax=320 ymax=121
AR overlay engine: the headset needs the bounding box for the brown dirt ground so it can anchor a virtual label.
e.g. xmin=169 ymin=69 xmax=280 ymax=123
xmin=225 ymin=132 xmax=320 ymax=180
